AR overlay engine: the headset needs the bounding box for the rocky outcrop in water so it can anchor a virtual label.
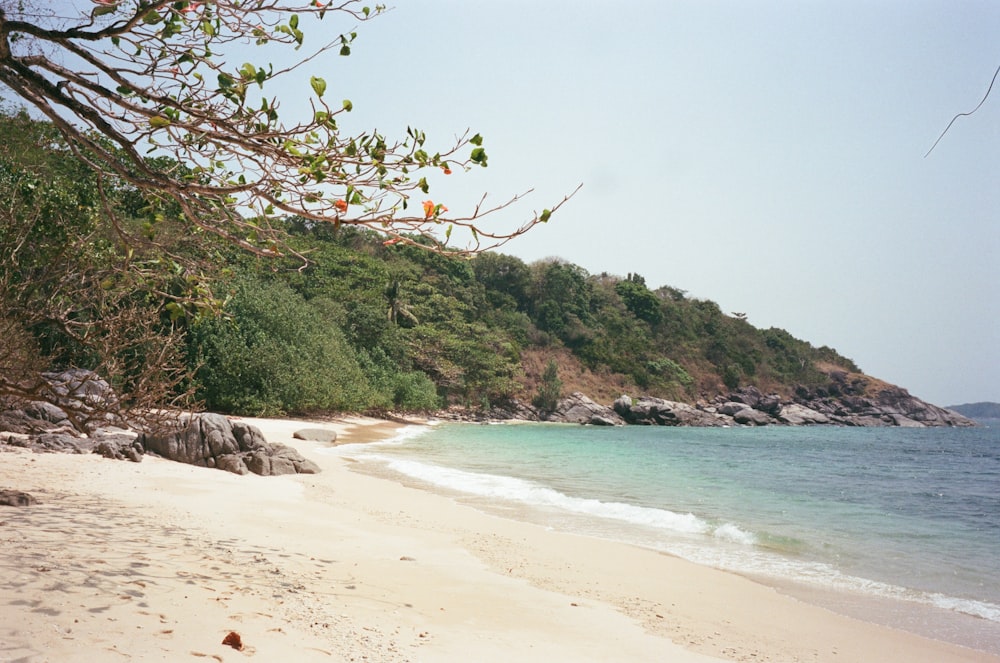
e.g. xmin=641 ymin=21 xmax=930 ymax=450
xmin=464 ymin=377 xmax=974 ymax=428
xmin=613 ymin=395 xmax=729 ymax=427
xmin=547 ymin=392 xmax=624 ymax=425
xmin=617 ymin=382 xmax=976 ymax=428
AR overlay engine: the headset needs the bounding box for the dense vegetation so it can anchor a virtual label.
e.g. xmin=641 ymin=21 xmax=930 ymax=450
xmin=210 ymin=226 xmax=860 ymax=415
xmin=1 ymin=110 xmax=861 ymax=418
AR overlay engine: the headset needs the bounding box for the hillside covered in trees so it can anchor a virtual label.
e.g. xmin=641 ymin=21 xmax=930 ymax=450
xmin=201 ymin=223 xmax=865 ymax=416
xmin=1 ymin=108 xmax=873 ymax=421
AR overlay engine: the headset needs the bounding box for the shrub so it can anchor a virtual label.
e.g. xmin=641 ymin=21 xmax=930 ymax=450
xmin=189 ymin=276 xmax=373 ymax=415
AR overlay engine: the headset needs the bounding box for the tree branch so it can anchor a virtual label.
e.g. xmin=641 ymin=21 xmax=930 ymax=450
xmin=925 ymin=62 xmax=1000 ymax=158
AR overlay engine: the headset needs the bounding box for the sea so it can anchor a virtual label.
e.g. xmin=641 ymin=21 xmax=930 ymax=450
xmin=329 ymin=421 xmax=1000 ymax=654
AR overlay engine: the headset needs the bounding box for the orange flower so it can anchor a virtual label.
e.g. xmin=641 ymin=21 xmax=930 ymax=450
xmin=334 ymin=199 xmax=348 ymax=213
xmin=442 ymin=166 xmax=452 ymax=175
xmin=383 ymin=237 xmax=401 ymax=246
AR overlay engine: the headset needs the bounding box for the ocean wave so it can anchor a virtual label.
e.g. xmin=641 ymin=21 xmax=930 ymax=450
xmin=354 ymin=451 xmax=1000 ymax=626
xmin=371 ymin=455 xmax=754 ymax=541
xmin=318 ymin=423 xmax=433 ymax=453
xmin=929 ymin=593 xmax=1000 ymax=623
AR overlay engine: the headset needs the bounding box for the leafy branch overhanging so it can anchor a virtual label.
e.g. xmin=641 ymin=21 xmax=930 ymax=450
xmin=0 ymin=0 xmax=577 ymax=257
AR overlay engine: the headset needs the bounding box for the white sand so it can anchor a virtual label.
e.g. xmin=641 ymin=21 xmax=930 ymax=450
xmin=1 ymin=415 xmax=996 ymax=662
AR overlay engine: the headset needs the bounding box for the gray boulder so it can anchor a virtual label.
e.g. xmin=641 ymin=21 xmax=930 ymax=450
xmin=547 ymin=392 xmax=624 ymax=425
xmin=614 ymin=395 xmax=729 ymax=427
xmin=94 ymin=435 xmax=144 ymax=462
xmin=717 ymin=402 xmax=750 ymax=417
xmin=733 ymin=408 xmax=774 ymax=426
xmin=776 ymin=403 xmax=831 ymax=425
xmin=139 ymin=413 xmax=320 ymax=476
xmin=41 ymin=369 xmax=122 ymax=431
xmin=0 ymin=403 xmax=78 ymax=435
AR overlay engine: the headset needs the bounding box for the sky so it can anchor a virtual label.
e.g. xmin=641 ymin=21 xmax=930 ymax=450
xmin=18 ymin=1 xmax=1000 ymax=406
xmin=286 ymin=0 xmax=998 ymax=407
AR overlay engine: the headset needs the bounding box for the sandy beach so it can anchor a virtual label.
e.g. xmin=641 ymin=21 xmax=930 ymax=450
xmin=1 ymin=415 xmax=996 ymax=662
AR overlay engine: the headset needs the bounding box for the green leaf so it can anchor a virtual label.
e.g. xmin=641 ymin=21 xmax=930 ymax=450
xmin=339 ymin=44 xmax=351 ymax=56
xmin=470 ymin=147 xmax=488 ymax=166
xmin=342 ymin=99 xmax=353 ymax=112
xmin=362 ymin=6 xmax=371 ymax=16
xmin=217 ymin=72 xmax=234 ymax=89
xmin=539 ymin=209 xmax=552 ymax=223
xmin=92 ymin=3 xmax=118 ymax=17
xmin=149 ymin=116 xmax=171 ymax=128
xmin=418 ymin=177 xmax=429 ymax=194
xmin=470 ymin=133 xmax=483 ymax=146
xmin=141 ymin=9 xmax=161 ymax=24
xmin=310 ymin=76 xmax=327 ymax=98
xmin=289 ymin=14 xmax=299 ymax=30
xmin=165 ymin=302 xmax=185 ymax=323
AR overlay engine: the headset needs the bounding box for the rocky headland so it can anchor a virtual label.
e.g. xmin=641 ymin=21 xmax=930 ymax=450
xmin=475 ymin=368 xmax=975 ymax=428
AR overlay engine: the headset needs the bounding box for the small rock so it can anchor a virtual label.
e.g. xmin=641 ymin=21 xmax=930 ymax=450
xmin=293 ymin=428 xmax=338 ymax=443
xmin=0 ymin=489 xmax=38 ymax=507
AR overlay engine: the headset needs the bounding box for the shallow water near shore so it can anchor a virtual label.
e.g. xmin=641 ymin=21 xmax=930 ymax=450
xmin=333 ymin=422 xmax=1000 ymax=653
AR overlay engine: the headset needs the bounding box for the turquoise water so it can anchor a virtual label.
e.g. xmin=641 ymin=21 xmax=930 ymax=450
xmin=332 ymin=422 xmax=1000 ymax=651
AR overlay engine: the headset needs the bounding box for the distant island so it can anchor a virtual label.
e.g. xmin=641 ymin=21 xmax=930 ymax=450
xmin=946 ymin=402 xmax=1000 ymax=420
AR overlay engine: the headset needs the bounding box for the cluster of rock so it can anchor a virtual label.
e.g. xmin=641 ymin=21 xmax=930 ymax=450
xmin=139 ymin=413 xmax=320 ymax=475
xmin=1 ymin=383 xmax=320 ymax=476
xmin=484 ymin=382 xmax=974 ymax=428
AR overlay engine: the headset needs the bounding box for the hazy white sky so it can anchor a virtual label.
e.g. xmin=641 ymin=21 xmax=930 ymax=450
xmin=297 ymin=0 xmax=998 ymax=407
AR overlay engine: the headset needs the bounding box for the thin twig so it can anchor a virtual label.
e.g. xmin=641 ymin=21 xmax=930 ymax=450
xmin=924 ymin=63 xmax=1000 ymax=158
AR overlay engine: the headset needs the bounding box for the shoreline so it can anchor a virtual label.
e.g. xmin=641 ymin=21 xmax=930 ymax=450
xmin=1 ymin=415 xmax=996 ymax=662
xmin=339 ymin=423 xmax=1000 ymax=657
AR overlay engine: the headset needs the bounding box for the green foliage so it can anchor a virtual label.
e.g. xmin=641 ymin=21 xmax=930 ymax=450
xmin=0 ymin=107 xmax=198 ymax=417
xmin=532 ymin=359 xmax=563 ymax=412
xmin=615 ymin=275 xmax=663 ymax=325
xmin=188 ymin=276 xmax=373 ymax=415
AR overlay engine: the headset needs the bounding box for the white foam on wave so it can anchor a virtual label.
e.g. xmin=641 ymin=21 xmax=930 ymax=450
xmin=929 ymin=593 xmax=1000 ymax=623
xmin=317 ymin=423 xmax=433 ymax=454
xmin=373 ymin=456 xmax=746 ymax=540
xmin=712 ymin=522 xmax=757 ymax=545
xmin=677 ymin=541 xmax=1000 ymax=625
xmin=353 ymin=450 xmax=1000 ymax=626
